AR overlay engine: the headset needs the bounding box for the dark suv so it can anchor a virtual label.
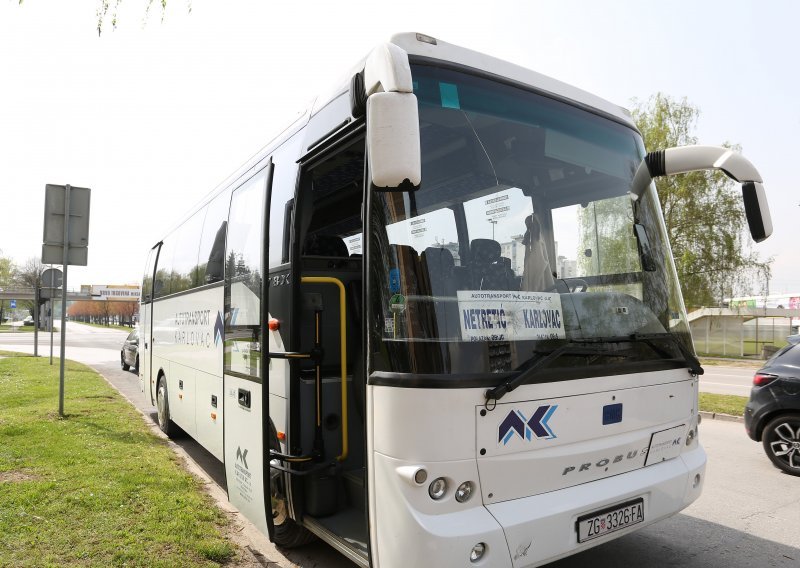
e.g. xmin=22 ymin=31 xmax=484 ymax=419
xmin=744 ymin=342 xmax=800 ymax=476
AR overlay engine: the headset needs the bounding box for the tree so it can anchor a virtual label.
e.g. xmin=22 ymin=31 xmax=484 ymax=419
xmin=14 ymin=257 xmax=44 ymax=318
xmin=95 ymin=0 xmax=176 ymax=35
xmin=0 ymin=251 xmax=17 ymax=325
xmin=632 ymin=93 xmax=771 ymax=308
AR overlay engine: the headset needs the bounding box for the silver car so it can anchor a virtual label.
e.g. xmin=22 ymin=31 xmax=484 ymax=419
xmin=120 ymin=328 xmax=139 ymax=372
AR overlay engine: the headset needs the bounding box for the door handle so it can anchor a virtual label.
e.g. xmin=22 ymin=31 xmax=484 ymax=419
xmin=238 ymin=388 xmax=251 ymax=409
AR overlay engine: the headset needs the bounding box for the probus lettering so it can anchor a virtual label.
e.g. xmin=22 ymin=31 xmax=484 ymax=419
xmin=562 ymin=447 xmax=650 ymax=475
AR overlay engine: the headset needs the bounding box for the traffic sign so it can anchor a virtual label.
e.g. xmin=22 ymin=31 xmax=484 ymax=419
xmin=42 ymin=268 xmax=63 ymax=289
xmin=9 ymin=300 xmax=16 ymax=309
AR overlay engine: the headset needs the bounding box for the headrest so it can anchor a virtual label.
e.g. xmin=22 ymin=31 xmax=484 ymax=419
xmin=422 ymin=247 xmax=455 ymax=271
xmin=470 ymin=239 xmax=501 ymax=264
xmin=303 ymin=234 xmax=348 ymax=257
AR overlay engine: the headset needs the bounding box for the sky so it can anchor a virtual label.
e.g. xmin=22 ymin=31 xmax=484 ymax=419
xmin=0 ymin=0 xmax=798 ymax=294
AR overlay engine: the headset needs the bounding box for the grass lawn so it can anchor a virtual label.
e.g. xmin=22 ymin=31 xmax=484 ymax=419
xmin=699 ymin=357 xmax=762 ymax=369
xmin=0 ymin=324 xmax=35 ymax=333
xmin=698 ymin=392 xmax=748 ymax=417
xmin=77 ymin=322 xmax=135 ymax=333
xmin=0 ymin=352 xmax=235 ymax=567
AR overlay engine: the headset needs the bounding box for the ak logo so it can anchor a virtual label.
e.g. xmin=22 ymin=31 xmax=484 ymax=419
xmin=498 ymin=405 xmax=558 ymax=445
xmin=214 ymin=311 xmax=224 ymax=346
xmin=236 ymin=446 xmax=249 ymax=469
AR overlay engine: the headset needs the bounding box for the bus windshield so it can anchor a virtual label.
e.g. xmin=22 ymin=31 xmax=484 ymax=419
xmin=368 ymin=64 xmax=693 ymax=380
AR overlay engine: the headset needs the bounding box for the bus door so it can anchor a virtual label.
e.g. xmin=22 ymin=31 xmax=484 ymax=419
xmin=140 ymin=242 xmax=161 ymax=401
xmin=223 ymin=162 xmax=274 ymax=537
xmin=281 ymin=134 xmax=368 ymax=561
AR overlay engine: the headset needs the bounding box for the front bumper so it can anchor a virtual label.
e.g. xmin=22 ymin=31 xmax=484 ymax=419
xmin=485 ymin=445 xmax=706 ymax=567
xmin=372 ymin=445 xmax=706 ymax=568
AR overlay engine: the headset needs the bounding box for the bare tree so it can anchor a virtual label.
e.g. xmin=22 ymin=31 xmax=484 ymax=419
xmin=14 ymin=257 xmax=44 ymax=319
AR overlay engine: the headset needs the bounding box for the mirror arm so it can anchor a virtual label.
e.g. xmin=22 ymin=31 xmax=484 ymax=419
xmin=631 ymin=145 xmax=763 ymax=200
xmin=629 ymin=145 xmax=772 ymax=242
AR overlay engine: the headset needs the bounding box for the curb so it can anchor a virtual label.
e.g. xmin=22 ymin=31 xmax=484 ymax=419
xmin=90 ymin=366 xmax=284 ymax=568
xmin=699 ymin=410 xmax=743 ymax=423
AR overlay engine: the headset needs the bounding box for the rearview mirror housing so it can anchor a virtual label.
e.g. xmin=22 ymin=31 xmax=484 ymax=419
xmin=366 ymin=91 xmax=421 ymax=191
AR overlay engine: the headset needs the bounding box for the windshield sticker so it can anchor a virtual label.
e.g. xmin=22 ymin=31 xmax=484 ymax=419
xmin=439 ymin=82 xmax=460 ymax=109
xmin=389 ymin=268 xmax=401 ymax=294
xmin=389 ymin=293 xmax=406 ymax=313
xmin=457 ymin=290 xmax=566 ymax=342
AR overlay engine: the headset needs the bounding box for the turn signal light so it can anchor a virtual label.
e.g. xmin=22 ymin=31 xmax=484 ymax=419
xmin=277 ymin=431 xmax=286 ymax=441
xmin=210 ymin=413 xmax=217 ymax=420
xmin=268 ymin=319 xmax=281 ymax=331
xmin=753 ymin=373 xmax=778 ymax=387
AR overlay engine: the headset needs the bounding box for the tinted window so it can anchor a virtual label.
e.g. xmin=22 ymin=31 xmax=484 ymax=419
xmin=197 ymin=189 xmax=231 ymax=285
xmin=227 ymin=173 xmax=266 ymax=279
xmin=774 ymin=344 xmax=800 ymax=366
xmin=224 ymin=168 xmax=268 ymax=378
xmin=171 ymin=211 xmax=205 ymax=294
xmin=153 ymin=237 xmax=174 ymax=299
xmin=269 ymin=135 xmax=302 ymax=267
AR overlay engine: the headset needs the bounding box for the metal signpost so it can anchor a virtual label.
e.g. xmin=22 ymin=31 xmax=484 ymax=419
xmin=42 ymin=184 xmax=91 ymax=417
xmin=41 ymin=268 xmax=63 ymax=365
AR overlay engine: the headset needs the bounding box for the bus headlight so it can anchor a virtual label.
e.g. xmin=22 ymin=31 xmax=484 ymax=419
xmin=470 ymin=542 xmax=486 ymax=562
xmin=428 ymin=477 xmax=447 ymax=500
xmin=455 ymin=481 xmax=474 ymax=503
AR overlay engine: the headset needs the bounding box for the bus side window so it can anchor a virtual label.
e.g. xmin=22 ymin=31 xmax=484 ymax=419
xmin=198 ymin=188 xmax=232 ymax=285
xmin=153 ymin=237 xmax=174 ymax=299
xmin=171 ymin=211 xmax=205 ymax=294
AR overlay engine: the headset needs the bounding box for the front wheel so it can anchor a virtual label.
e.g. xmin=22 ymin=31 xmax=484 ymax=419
xmin=269 ymin=423 xmax=316 ymax=548
xmin=121 ymin=352 xmax=130 ymax=371
xmin=761 ymin=414 xmax=800 ymax=476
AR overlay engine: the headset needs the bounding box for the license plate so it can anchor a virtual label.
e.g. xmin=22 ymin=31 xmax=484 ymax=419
xmin=576 ymin=498 xmax=644 ymax=543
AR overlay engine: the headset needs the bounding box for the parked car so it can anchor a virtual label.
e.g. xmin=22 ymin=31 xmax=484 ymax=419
xmin=120 ymin=328 xmax=139 ymax=372
xmin=744 ymin=342 xmax=800 ymax=476
xmin=787 ymin=334 xmax=800 ymax=345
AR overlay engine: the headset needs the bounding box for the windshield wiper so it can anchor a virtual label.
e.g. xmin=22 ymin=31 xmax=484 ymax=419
xmin=627 ymin=332 xmax=704 ymax=377
xmin=483 ymin=333 xmax=703 ymax=406
xmin=484 ymin=340 xmax=622 ymax=404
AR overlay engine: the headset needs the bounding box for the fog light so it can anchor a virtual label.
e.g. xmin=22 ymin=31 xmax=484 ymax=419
xmin=470 ymin=542 xmax=486 ymax=563
xmin=428 ymin=477 xmax=447 ymax=500
xmin=455 ymin=481 xmax=474 ymax=503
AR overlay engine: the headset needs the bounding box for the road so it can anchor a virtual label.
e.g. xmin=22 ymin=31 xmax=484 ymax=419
xmin=700 ymin=365 xmax=758 ymax=397
xmin=2 ymin=326 xmax=798 ymax=567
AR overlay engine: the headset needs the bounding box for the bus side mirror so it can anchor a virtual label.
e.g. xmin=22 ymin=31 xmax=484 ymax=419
xmin=630 ymin=145 xmax=772 ymax=242
xmin=740 ymin=181 xmax=771 ymax=242
xmin=366 ymin=91 xmax=421 ymax=192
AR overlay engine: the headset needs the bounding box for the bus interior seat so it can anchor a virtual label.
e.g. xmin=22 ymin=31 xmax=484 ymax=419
xmin=468 ymin=238 xmax=515 ymax=290
xmin=389 ymin=244 xmax=422 ymax=295
xmin=420 ymin=247 xmax=460 ymax=338
xmin=303 ymin=233 xmax=349 ymax=257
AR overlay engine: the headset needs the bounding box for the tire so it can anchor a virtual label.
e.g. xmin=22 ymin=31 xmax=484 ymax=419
xmin=121 ymin=352 xmax=130 ymax=371
xmin=761 ymin=413 xmax=800 ymax=476
xmin=269 ymin=423 xmax=316 ymax=548
xmin=134 ymin=355 xmax=139 ymax=372
xmin=156 ymin=377 xmax=178 ymax=438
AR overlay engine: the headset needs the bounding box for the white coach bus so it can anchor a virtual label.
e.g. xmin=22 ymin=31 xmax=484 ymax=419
xmin=139 ymin=33 xmax=772 ymax=567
